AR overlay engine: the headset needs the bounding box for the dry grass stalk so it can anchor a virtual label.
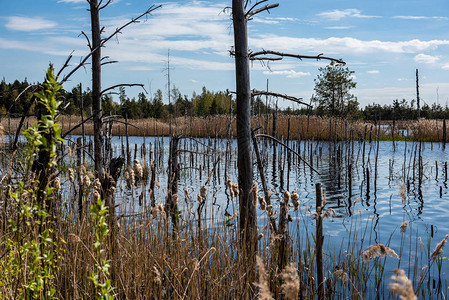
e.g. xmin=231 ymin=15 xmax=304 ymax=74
xmin=399 ymin=180 xmax=406 ymax=204
xmin=323 ymin=207 xmax=335 ymax=218
xmin=388 ymin=269 xmax=417 ymax=300
xmin=280 ymin=262 xmax=300 ymax=300
xmin=254 ymin=256 xmax=273 ymax=300
xmin=430 ymin=234 xmax=449 ymax=260
xmin=363 ymin=244 xmax=399 ymax=262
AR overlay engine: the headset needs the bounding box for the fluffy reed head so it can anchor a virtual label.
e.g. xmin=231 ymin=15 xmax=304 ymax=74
xmin=333 ymin=269 xmax=349 ymax=283
xmin=152 ymin=203 xmax=165 ymax=219
xmin=388 ymin=269 xmax=416 ymax=300
xmin=280 ymin=262 xmax=300 ymax=300
xmin=254 ymin=256 xmax=273 ymax=300
xmin=431 ymin=234 xmax=449 ymax=261
xmin=363 ymin=244 xmax=399 ymax=262
xmin=251 ymin=183 xmax=258 ymax=205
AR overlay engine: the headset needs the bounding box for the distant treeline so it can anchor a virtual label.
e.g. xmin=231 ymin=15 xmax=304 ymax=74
xmin=1 ymin=78 xmax=449 ymax=120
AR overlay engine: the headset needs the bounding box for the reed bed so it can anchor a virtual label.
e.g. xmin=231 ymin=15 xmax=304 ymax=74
xmin=1 ymin=115 xmax=447 ymax=142
xmin=1 ymin=145 xmax=447 ymax=299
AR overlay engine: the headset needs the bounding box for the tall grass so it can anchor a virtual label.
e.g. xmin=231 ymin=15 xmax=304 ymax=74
xmin=1 ymin=114 xmax=447 ymax=142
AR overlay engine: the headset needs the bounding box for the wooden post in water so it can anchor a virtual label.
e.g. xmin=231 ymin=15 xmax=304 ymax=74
xmin=315 ymin=183 xmax=325 ymax=300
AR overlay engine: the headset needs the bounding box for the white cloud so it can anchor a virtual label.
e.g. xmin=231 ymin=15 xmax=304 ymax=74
xmin=397 ymin=78 xmax=408 ymax=81
xmin=442 ymin=64 xmax=449 ymax=70
xmin=414 ymin=53 xmax=439 ymax=64
xmin=367 ymin=70 xmax=379 ymax=74
xmin=262 ymin=70 xmax=311 ymax=78
xmin=250 ymin=36 xmax=449 ymax=54
xmin=5 ymin=16 xmax=57 ymax=31
xmin=317 ymin=9 xmax=380 ymax=21
xmin=325 ymin=26 xmax=353 ymax=30
xmin=393 ymin=16 xmax=448 ymax=21
xmin=189 ymin=79 xmax=199 ymax=83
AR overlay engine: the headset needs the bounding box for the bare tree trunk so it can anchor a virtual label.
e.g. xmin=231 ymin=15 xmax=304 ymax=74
xmin=89 ymin=0 xmax=104 ymax=180
xmin=232 ymin=0 xmax=256 ymax=253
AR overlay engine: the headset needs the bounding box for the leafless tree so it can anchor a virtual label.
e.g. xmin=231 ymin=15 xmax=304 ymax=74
xmin=231 ymin=0 xmax=344 ymax=255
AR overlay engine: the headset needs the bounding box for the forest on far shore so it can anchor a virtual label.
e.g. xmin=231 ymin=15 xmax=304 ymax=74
xmin=2 ymin=78 xmax=449 ymax=121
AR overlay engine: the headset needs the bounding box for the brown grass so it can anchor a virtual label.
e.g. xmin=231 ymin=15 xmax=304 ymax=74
xmin=2 ymin=114 xmax=447 ymax=141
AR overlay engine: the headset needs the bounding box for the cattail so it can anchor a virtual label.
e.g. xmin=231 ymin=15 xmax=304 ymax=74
xmin=93 ymin=178 xmax=101 ymax=192
xmin=133 ymin=159 xmax=143 ymax=179
xmin=83 ymin=174 xmax=91 ymax=187
xmin=258 ymin=196 xmax=266 ymax=210
xmin=68 ymin=168 xmax=74 ymax=183
xmin=66 ymin=145 xmax=72 ymax=158
xmin=184 ymin=189 xmax=190 ymax=203
xmin=197 ymin=194 xmax=203 ymax=203
xmin=226 ymin=177 xmax=232 ymax=190
xmin=283 ymin=190 xmax=290 ymax=205
xmin=251 ymin=183 xmax=258 ymax=205
xmin=388 ymin=269 xmax=417 ymax=300
xmin=93 ymin=190 xmax=101 ymax=202
xmin=400 ymin=221 xmax=408 ymax=233
xmin=172 ymin=194 xmax=179 ymax=205
xmin=258 ymin=231 xmax=264 ymax=241
xmin=53 ymin=177 xmax=60 ymax=192
xmin=154 ymin=181 xmax=160 ymax=188
xmin=200 ymin=185 xmax=207 ymax=199
xmin=431 ymin=234 xmax=449 ymax=260
xmin=129 ymin=169 xmax=135 ymax=186
xmin=79 ymin=165 xmax=86 ymax=177
xmin=291 ymin=191 xmax=299 ymax=211
xmin=232 ymin=183 xmax=239 ymax=197
xmin=280 ymin=263 xmax=300 ymax=300
xmin=363 ymin=244 xmax=399 ymax=262
xmin=87 ymin=171 xmax=94 ymax=179
xmin=254 ymin=256 xmax=273 ymax=300
xmin=266 ymin=205 xmax=273 ymax=214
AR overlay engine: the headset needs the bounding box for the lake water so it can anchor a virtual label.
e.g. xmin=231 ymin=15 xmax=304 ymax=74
xmin=66 ymin=134 xmax=449 ymax=297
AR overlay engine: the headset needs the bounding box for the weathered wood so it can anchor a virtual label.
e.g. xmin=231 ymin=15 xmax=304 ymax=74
xmin=316 ymin=183 xmax=325 ymax=300
xmin=232 ymin=0 xmax=256 ymax=250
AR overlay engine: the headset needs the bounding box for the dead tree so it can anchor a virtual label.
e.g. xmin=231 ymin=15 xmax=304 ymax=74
xmin=231 ymin=0 xmax=343 ymax=243
xmin=232 ymin=0 xmax=258 ymax=255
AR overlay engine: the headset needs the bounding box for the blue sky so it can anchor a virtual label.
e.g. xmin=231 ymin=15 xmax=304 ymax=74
xmin=1 ymin=0 xmax=449 ymax=108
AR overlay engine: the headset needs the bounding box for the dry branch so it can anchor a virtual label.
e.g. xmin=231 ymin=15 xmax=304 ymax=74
xmin=250 ymin=50 xmax=345 ymax=64
xmin=251 ymin=89 xmax=310 ymax=107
